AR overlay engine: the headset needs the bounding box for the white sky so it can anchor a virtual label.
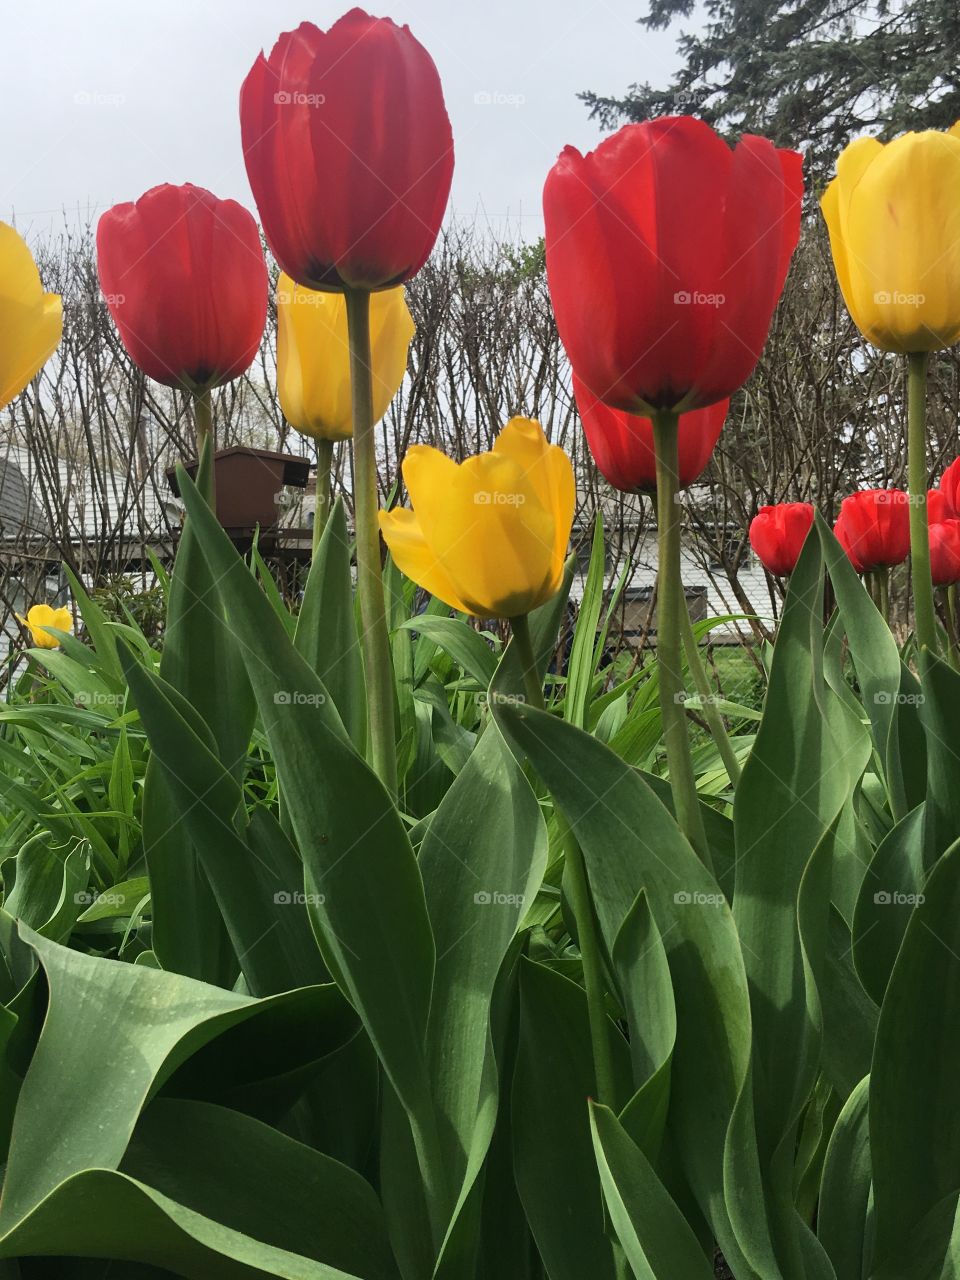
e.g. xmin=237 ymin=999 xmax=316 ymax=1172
xmin=0 ymin=0 xmax=682 ymax=243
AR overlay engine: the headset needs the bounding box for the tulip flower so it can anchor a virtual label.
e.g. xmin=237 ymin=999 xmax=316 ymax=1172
xmin=0 ymin=222 xmax=62 ymax=410
xmin=749 ymin=503 xmax=815 ymax=576
xmin=930 ymin=519 xmax=960 ymax=586
xmin=278 ymin=276 xmax=414 ymax=443
xmin=379 ymin=417 xmax=574 ymax=619
xmin=928 ymin=488 xmax=951 ymax=524
xmin=240 ymin=9 xmax=454 ymax=292
xmin=820 ymin=124 xmax=960 ymax=355
xmin=573 ymin=373 xmax=727 ymax=493
xmin=938 ymin=457 xmax=960 ymax=517
xmin=16 ymin=604 xmax=72 ymax=650
xmin=834 ymin=490 xmax=910 ymax=573
xmin=822 ymin=123 xmax=960 ymax=652
xmin=543 ymin=117 xmax=803 ymax=415
xmin=97 ymin=184 xmax=268 ymax=396
xmin=242 ymin=11 xmax=454 ymax=794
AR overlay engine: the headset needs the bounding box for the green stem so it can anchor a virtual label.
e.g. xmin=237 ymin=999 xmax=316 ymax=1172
xmin=677 ymin=593 xmax=742 ymax=786
xmin=312 ymin=437 xmax=334 ymax=555
xmin=652 ymin=411 xmax=711 ymax=866
xmin=509 ymin=612 xmax=545 ymax=710
xmin=907 ymin=350 xmax=937 ymax=654
xmin=945 ymin=585 xmax=960 ymax=671
xmin=193 ymin=388 xmax=215 ymax=507
xmin=878 ymin=566 xmax=890 ymax=628
xmin=345 ymin=288 xmax=397 ymax=796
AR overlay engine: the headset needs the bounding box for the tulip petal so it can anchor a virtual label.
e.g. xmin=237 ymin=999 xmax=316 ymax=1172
xmin=0 ymin=223 xmax=63 ymax=410
xmin=379 ymin=507 xmax=471 ymax=614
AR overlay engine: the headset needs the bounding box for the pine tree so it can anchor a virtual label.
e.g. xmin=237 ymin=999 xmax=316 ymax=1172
xmin=581 ymin=0 xmax=960 ymax=181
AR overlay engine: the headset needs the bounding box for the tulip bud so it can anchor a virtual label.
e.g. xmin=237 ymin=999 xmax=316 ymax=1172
xmin=97 ymin=184 xmax=267 ymax=392
xmin=16 ymin=604 xmax=73 ymax=650
xmin=573 ymin=373 xmax=727 ymax=494
xmin=277 ymin=276 xmax=414 ymax=441
xmin=749 ymin=503 xmax=815 ymax=576
xmin=821 ymin=123 xmax=960 ymax=353
xmin=0 ymin=223 xmax=62 ymax=410
xmin=834 ymin=490 xmax=910 ymax=573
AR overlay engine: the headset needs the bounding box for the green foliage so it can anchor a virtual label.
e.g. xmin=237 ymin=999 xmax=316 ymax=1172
xmin=1 ymin=490 xmax=959 ymax=1278
xmin=582 ymin=0 xmax=960 ymax=180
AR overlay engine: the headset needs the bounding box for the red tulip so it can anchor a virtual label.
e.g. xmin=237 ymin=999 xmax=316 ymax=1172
xmin=928 ymin=488 xmax=951 ymax=524
xmin=834 ymin=490 xmax=910 ymax=573
xmin=572 ymin=373 xmax=727 ymax=493
xmin=938 ymin=457 xmax=960 ymax=517
xmin=749 ymin=503 xmax=815 ymax=576
xmin=929 ymin=519 xmax=960 ymax=586
xmin=97 ymin=184 xmax=267 ymax=390
xmin=543 ymin=117 xmax=803 ymax=415
xmin=240 ymin=9 xmax=454 ymax=291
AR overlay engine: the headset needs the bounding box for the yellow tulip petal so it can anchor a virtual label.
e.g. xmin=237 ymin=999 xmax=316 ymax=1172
xmin=378 ymin=507 xmax=472 ymax=614
xmin=492 ymin=417 xmax=575 ymax=580
xmin=277 ymin=276 xmax=413 ymax=442
xmin=0 ymin=223 xmax=63 ymax=410
xmin=19 ymin=602 xmax=72 ymax=649
xmin=826 ymin=129 xmax=960 ymax=352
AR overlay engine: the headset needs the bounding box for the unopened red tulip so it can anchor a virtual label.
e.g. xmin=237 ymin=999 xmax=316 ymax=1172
xmin=573 ymin=373 xmax=727 ymax=494
xmin=749 ymin=503 xmax=815 ymax=576
xmin=544 ymin=117 xmax=802 ymax=415
xmin=97 ymin=184 xmax=267 ymax=390
xmin=834 ymin=490 xmax=910 ymax=573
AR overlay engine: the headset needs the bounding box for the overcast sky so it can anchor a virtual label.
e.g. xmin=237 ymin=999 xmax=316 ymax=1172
xmin=0 ymin=0 xmax=682 ymax=244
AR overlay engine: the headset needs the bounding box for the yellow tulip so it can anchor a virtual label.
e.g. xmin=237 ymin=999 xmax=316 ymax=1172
xmin=16 ymin=604 xmax=73 ymax=650
xmin=821 ymin=123 xmax=960 ymax=353
xmin=276 ymin=275 xmax=414 ymax=440
xmin=0 ymin=222 xmax=62 ymax=409
xmin=380 ymin=417 xmax=575 ymax=618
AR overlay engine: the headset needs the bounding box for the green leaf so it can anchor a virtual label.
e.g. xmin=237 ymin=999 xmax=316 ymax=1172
xmin=399 ymin=615 xmax=498 ymax=689
xmin=612 ymin=891 xmax=675 ymax=1161
xmin=0 ymin=927 xmax=354 ymax=1236
xmin=295 ymin=498 xmax=365 ymax=751
xmin=175 ymin=467 xmax=442 ymax=1205
xmin=492 ymin=703 xmax=762 ymax=1276
xmin=817 ymin=1075 xmax=872 ymax=1280
xmin=121 ymin=1098 xmax=398 ymax=1279
xmin=122 ymin=650 xmax=326 ymax=997
xmin=62 ymin=563 xmax=125 ymax=685
xmin=733 ymin=525 xmax=870 ymax=1272
xmin=919 ymin=651 xmax=960 ymax=865
xmin=816 ymin=512 xmax=911 ymax=817
xmin=141 ymin=441 xmax=252 ymax=984
xmin=512 ymin=959 xmax=629 ymax=1280
xmin=870 ymin=840 xmax=960 ymax=1271
xmin=852 ymin=804 xmax=926 ymax=1004
xmin=589 ymin=1102 xmax=715 ymax=1280
xmin=0 ymin=1169 xmax=366 ymax=1278
xmin=419 ymin=723 xmax=548 ymax=1230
